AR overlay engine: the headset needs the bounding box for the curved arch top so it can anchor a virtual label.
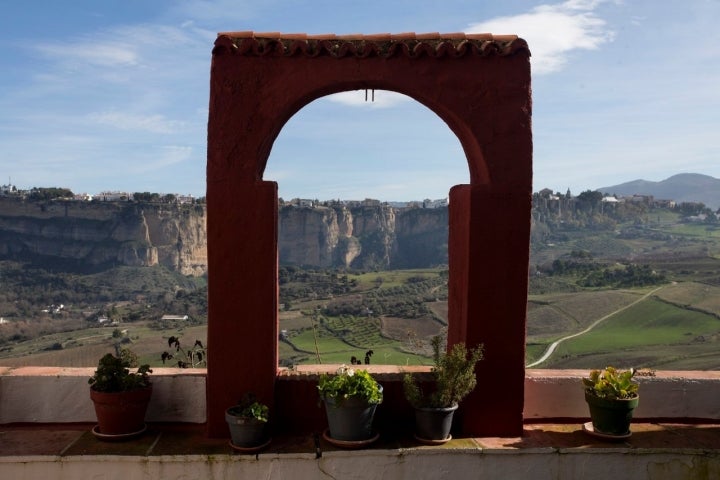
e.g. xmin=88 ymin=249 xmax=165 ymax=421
xmin=206 ymin=32 xmax=533 ymax=438
xmin=208 ymin=32 xmax=532 ymax=189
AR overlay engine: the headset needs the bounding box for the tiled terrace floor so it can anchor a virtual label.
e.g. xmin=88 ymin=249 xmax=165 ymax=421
xmin=2 ymin=422 xmax=719 ymax=457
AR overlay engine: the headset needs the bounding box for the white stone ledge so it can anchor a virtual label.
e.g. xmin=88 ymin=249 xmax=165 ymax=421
xmin=524 ymin=369 xmax=720 ymax=421
xmin=0 ymin=367 xmax=206 ymax=424
xmin=1 ymin=367 xmax=718 ymax=424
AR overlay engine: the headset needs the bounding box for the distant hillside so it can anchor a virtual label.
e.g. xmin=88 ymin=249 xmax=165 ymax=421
xmin=0 ymin=197 xmax=448 ymax=273
xmin=598 ymin=173 xmax=720 ymax=210
xmin=0 ymin=197 xmax=207 ymax=275
xmin=278 ymin=204 xmax=448 ymax=269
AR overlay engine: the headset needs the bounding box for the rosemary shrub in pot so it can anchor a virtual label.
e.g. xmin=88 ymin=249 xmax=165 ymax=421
xmin=403 ymin=335 xmax=484 ymax=443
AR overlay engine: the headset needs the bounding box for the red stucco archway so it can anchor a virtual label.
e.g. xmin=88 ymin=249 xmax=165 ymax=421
xmin=206 ymin=32 xmax=532 ymax=437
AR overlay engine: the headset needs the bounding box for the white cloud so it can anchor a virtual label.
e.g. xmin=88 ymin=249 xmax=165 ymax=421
xmin=32 ymin=23 xmax=211 ymax=79
xmin=36 ymin=41 xmax=139 ymax=68
xmin=88 ymin=111 xmax=184 ymax=134
xmin=124 ymin=146 xmax=194 ymax=175
xmin=325 ymin=90 xmax=412 ymax=109
xmin=466 ymin=0 xmax=615 ymax=74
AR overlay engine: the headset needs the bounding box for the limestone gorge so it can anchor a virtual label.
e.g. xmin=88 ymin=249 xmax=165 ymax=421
xmin=279 ymin=202 xmax=447 ymax=269
xmin=0 ymin=198 xmax=449 ymax=274
xmin=0 ymin=197 xmax=207 ymax=275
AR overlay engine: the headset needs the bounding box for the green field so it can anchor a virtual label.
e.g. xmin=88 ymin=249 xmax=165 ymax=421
xmin=4 ymin=271 xmax=720 ymax=371
xmin=281 ymin=316 xmax=433 ymax=366
xmin=527 ymin=282 xmax=720 ymax=369
xmin=350 ymin=269 xmax=443 ymax=289
xmin=0 ymin=264 xmax=443 ymax=368
xmin=556 ymin=298 xmax=718 ymax=353
xmin=665 ymin=223 xmax=720 ymax=238
xmin=274 ymin=268 xmax=449 ymax=366
xmin=0 ymin=322 xmax=209 ymax=368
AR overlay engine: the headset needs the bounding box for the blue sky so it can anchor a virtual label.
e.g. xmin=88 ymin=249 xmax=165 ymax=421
xmin=1 ymin=0 xmax=718 ymax=201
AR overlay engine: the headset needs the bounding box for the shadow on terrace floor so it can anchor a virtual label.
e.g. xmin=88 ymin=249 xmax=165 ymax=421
xmin=487 ymin=423 xmax=720 ymax=451
xmin=1 ymin=423 xmax=719 ymax=457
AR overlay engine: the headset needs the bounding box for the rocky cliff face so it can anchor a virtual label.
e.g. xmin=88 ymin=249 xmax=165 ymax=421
xmin=278 ymin=203 xmax=447 ymax=269
xmin=0 ymin=198 xmax=448 ymax=274
xmin=0 ymin=198 xmax=207 ymax=275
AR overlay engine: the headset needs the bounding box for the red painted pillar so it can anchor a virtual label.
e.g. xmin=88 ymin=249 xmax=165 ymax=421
xmin=206 ymin=180 xmax=278 ymax=437
xmin=448 ymin=184 xmax=531 ymax=436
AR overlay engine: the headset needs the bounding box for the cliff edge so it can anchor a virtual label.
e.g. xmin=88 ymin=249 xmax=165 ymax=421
xmin=0 ymin=198 xmax=449 ymax=274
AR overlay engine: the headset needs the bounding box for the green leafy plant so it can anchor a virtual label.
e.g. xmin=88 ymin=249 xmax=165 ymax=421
xmin=403 ymin=334 xmax=484 ymax=408
xmin=88 ymin=348 xmax=152 ymax=393
xmin=317 ymin=365 xmax=383 ymax=405
xmin=227 ymin=393 xmax=269 ymax=422
xmin=583 ymin=366 xmax=638 ymax=400
xmin=161 ymin=336 xmax=207 ymax=368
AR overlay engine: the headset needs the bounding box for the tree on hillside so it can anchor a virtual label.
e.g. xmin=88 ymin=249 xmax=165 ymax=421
xmin=576 ymin=190 xmax=603 ymax=214
xmin=133 ymin=192 xmax=161 ymax=202
xmin=29 ymin=187 xmax=74 ymax=201
xmin=676 ymin=202 xmax=710 ymax=218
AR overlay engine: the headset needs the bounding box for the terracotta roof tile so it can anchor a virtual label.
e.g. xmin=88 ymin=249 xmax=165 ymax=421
xmin=364 ymin=33 xmax=393 ymax=40
xmin=282 ymin=33 xmax=308 ymax=40
xmin=415 ymin=32 xmax=441 ymax=40
xmin=213 ymin=32 xmax=529 ymax=58
xmin=390 ymin=32 xmax=416 ymax=41
xmin=441 ymin=32 xmax=468 ymax=40
xmin=466 ymin=33 xmax=494 ymax=41
xmin=312 ymin=34 xmax=338 ymax=40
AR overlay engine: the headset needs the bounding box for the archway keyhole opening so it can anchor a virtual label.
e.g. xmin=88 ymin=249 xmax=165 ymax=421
xmin=266 ymin=90 xmax=469 ymax=367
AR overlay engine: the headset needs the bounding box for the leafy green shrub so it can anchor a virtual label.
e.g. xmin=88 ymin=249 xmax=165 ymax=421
xmin=88 ymin=348 xmax=152 ymax=392
xmin=317 ymin=365 xmax=383 ymax=405
xmin=227 ymin=393 xmax=269 ymax=422
xmin=404 ymin=334 xmax=484 ymax=408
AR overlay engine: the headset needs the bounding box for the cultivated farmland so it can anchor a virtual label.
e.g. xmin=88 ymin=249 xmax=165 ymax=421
xmin=3 ymin=204 xmax=720 ymax=370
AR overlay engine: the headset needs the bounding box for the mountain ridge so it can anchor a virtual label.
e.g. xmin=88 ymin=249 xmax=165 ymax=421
xmin=598 ymin=173 xmax=720 ymax=210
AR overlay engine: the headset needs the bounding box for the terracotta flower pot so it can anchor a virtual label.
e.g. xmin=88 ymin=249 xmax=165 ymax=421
xmin=90 ymin=386 xmax=152 ymax=435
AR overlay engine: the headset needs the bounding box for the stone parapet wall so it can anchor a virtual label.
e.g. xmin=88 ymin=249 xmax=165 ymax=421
xmin=1 ymin=367 xmax=718 ymax=425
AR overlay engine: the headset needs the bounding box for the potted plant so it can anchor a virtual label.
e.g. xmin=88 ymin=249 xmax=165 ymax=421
xmin=582 ymin=366 xmax=639 ymax=438
xmin=225 ymin=393 xmax=271 ymax=450
xmin=161 ymin=335 xmax=207 ymax=368
xmin=88 ymin=348 xmax=152 ymax=439
xmin=318 ymin=365 xmax=383 ymax=445
xmin=403 ymin=334 xmax=484 ymax=443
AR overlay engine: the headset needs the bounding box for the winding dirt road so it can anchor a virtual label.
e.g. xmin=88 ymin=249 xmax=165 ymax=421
xmin=525 ymin=286 xmax=665 ymax=368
